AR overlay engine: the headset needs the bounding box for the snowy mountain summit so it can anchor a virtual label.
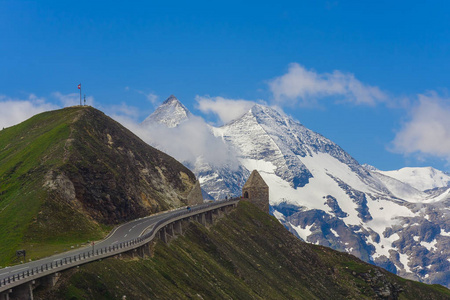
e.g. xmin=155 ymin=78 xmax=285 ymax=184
xmin=375 ymin=166 xmax=450 ymax=192
xmin=141 ymin=95 xmax=191 ymax=128
xmin=140 ymin=99 xmax=450 ymax=288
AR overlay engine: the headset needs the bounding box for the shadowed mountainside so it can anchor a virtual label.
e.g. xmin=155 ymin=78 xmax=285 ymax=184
xmin=0 ymin=106 xmax=197 ymax=265
xmin=37 ymin=202 xmax=450 ymax=300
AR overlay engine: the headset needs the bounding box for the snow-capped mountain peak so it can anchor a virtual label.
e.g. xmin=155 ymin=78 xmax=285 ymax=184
xmin=376 ymin=167 xmax=450 ymax=191
xmin=138 ymin=99 xmax=450 ymax=288
xmin=141 ymin=95 xmax=191 ymax=128
xmin=212 ymin=103 xmax=450 ymax=287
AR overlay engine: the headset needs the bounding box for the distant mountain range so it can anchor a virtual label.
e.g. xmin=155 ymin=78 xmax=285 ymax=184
xmin=2 ymin=105 xmax=449 ymax=299
xmin=140 ymin=95 xmax=450 ymax=288
xmin=40 ymin=201 xmax=450 ymax=300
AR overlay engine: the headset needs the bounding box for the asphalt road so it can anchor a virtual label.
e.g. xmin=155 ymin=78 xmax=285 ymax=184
xmin=0 ymin=205 xmax=191 ymax=282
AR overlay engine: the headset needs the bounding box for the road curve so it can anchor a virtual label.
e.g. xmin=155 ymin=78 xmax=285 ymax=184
xmin=0 ymin=199 xmax=237 ymax=286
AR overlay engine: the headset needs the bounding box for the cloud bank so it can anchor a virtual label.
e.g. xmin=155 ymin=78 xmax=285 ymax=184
xmin=114 ymin=114 xmax=241 ymax=171
xmin=391 ymin=92 xmax=450 ymax=163
xmin=268 ymin=63 xmax=387 ymax=106
xmin=0 ymin=94 xmax=59 ymax=129
xmin=52 ymin=92 xmax=94 ymax=107
xmin=195 ymin=96 xmax=256 ymax=124
xmin=2 ymin=62 xmax=448 ymax=172
xmin=0 ymin=92 xmax=97 ymax=130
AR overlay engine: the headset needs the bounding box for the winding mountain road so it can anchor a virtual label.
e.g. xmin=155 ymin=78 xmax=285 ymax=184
xmin=0 ymin=201 xmax=233 ymax=285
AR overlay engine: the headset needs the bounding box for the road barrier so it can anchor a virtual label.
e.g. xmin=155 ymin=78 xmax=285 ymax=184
xmin=0 ymin=199 xmax=239 ymax=293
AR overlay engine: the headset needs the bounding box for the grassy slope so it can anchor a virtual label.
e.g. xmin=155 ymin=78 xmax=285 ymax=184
xmin=0 ymin=107 xmax=108 ymax=266
xmin=0 ymin=105 xmax=197 ymax=266
xmin=39 ymin=202 xmax=450 ymax=300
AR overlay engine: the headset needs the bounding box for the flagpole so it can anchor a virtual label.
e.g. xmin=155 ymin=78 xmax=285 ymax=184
xmin=79 ymin=83 xmax=82 ymax=106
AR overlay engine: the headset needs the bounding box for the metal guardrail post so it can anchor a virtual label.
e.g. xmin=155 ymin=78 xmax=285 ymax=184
xmin=0 ymin=200 xmax=239 ymax=292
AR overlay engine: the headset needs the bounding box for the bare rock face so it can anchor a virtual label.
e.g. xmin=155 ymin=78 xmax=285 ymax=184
xmin=38 ymin=107 xmax=198 ymax=225
xmin=187 ymin=180 xmax=203 ymax=205
xmin=0 ymin=106 xmax=200 ymax=265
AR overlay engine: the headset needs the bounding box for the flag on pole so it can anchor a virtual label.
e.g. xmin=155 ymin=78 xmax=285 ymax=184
xmin=78 ymin=83 xmax=82 ymax=105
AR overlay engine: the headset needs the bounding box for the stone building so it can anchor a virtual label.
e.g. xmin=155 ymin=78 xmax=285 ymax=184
xmin=242 ymin=170 xmax=269 ymax=213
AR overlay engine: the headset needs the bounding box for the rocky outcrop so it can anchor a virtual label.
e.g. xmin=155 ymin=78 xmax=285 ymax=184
xmin=187 ymin=180 xmax=203 ymax=205
xmin=0 ymin=106 xmax=199 ymax=265
xmin=37 ymin=202 xmax=450 ymax=300
xmin=52 ymin=107 xmax=198 ymax=224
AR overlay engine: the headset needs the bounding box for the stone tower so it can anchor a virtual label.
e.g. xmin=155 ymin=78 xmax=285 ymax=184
xmin=242 ymin=170 xmax=269 ymax=213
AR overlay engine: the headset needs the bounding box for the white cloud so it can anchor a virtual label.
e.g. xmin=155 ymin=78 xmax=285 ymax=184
xmin=195 ymin=95 xmax=257 ymax=124
xmin=135 ymin=90 xmax=159 ymax=105
xmin=0 ymin=94 xmax=59 ymax=129
xmin=391 ymin=92 xmax=450 ymax=162
xmin=112 ymin=113 xmax=241 ymax=171
xmin=268 ymin=63 xmax=387 ymax=106
xmin=104 ymin=102 xmax=142 ymax=121
xmin=52 ymin=92 xmax=94 ymax=107
xmin=146 ymin=93 xmax=159 ymax=105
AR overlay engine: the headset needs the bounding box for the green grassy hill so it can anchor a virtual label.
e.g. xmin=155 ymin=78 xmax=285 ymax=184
xmin=0 ymin=106 xmax=197 ymax=266
xmin=37 ymin=202 xmax=450 ymax=300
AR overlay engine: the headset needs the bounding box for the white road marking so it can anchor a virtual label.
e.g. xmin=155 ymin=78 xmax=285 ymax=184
xmin=129 ymin=229 xmax=132 ymax=232
xmin=124 ymin=234 xmax=128 ymax=238
xmin=111 ymin=241 xmax=118 ymax=245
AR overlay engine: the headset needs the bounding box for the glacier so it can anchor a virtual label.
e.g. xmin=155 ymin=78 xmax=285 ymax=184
xmin=138 ymin=95 xmax=450 ymax=288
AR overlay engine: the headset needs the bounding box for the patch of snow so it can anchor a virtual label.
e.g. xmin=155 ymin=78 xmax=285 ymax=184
xmin=295 ymin=152 xmax=364 ymax=225
xmin=398 ymin=252 xmax=411 ymax=273
xmin=371 ymin=233 xmax=401 ymax=259
xmin=421 ymin=239 xmax=437 ymax=251
xmin=292 ymin=224 xmax=313 ymax=241
xmin=330 ymin=228 xmax=339 ymax=237
xmin=441 ymin=230 xmax=450 ymax=237
xmin=365 ymin=199 xmax=414 ymax=246
xmin=272 ymin=210 xmax=285 ymax=221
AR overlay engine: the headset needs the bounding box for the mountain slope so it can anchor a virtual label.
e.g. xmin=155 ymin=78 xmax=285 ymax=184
xmin=141 ymin=95 xmax=191 ymax=128
xmin=212 ymin=104 xmax=450 ymax=287
xmin=141 ymin=95 xmax=249 ymax=199
xmin=0 ymin=106 xmax=198 ymax=265
xmin=138 ymin=100 xmax=450 ymax=287
xmin=376 ymin=167 xmax=450 ymax=192
xmin=37 ymin=202 xmax=450 ymax=300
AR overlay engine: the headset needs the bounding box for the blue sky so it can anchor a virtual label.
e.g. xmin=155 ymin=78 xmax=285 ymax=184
xmin=1 ymin=1 xmax=450 ymax=171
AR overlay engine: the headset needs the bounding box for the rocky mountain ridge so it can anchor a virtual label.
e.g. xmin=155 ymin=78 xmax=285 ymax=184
xmin=36 ymin=202 xmax=450 ymax=300
xmin=140 ymin=96 xmax=450 ymax=288
xmin=141 ymin=95 xmax=191 ymax=128
xmin=0 ymin=106 xmax=198 ymax=265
